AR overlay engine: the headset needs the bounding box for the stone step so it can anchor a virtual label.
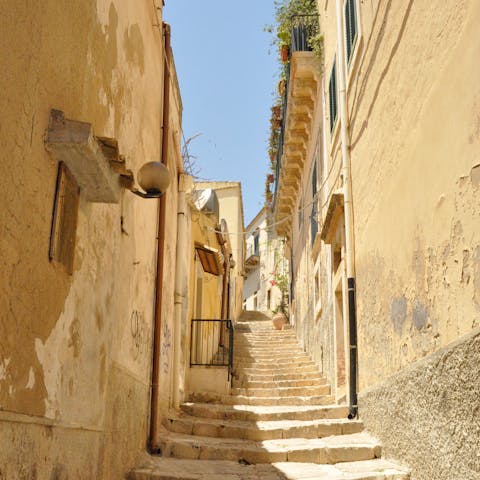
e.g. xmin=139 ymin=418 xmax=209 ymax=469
xmin=129 ymin=457 xmax=410 ymax=480
xmin=157 ymin=430 xmax=382 ymax=464
xmin=221 ymin=394 xmax=335 ymax=406
xmin=236 ymin=371 xmax=324 ymax=383
xmin=234 ymin=351 xmax=309 ymax=359
xmin=180 ymin=403 xmax=350 ymax=422
xmin=163 ymin=415 xmax=363 ymax=441
xmin=234 ymin=338 xmax=303 ymax=351
xmin=235 ymin=344 xmax=304 ymax=351
xmin=236 ymin=336 xmax=296 ymax=340
xmin=237 ymin=366 xmax=320 ymax=376
xmin=231 ymin=385 xmax=331 ymax=397
xmin=233 ymin=378 xmax=327 ymax=389
xmin=234 ymin=357 xmax=314 ymax=366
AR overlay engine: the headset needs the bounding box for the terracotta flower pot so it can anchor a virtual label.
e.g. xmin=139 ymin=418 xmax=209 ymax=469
xmin=281 ymin=45 xmax=289 ymax=63
xmin=272 ymin=312 xmax=288 ymax=330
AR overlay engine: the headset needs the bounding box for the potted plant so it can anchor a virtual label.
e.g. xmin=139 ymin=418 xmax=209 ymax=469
xmin=280 ymin=43 xmax=289 ymax=63
xmin=269 ymin=250 xmax=289 ymax=329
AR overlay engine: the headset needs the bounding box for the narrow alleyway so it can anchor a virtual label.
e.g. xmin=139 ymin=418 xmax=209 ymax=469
xmin=130 ymin=312 xmax=409 ymax=479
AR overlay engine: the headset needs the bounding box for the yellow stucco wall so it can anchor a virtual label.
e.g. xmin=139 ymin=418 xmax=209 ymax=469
xmin=195 ymin=182 xmax=246 ymax=321
xmin=0 ymin=1 xmax=183 ymax=477
xmin=319 ymin=0 xmax=480 ymax=390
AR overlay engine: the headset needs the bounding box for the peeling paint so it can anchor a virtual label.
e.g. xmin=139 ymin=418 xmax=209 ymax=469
xmin=25 ymin=368 xmax=35 ymax=389
xmin=470 ymin=164 xmax=480 ymax=188
xmin=412 ymin=301 xmax=428 ymax=330
xmin=391 ymin=296 xmax=407 ymax=335
xmin=0 ymin=358 xmax=11 ymax=381
xmin=474 ymin=246 xmax=480 ymax=310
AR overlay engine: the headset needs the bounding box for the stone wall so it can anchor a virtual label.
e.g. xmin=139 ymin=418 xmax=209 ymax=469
xmin=359 ymin=329 xmax=480 ymax=480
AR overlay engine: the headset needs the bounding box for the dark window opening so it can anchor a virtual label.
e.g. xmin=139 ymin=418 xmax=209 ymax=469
xmin=49 ymin=162 xmax=80 ymax=275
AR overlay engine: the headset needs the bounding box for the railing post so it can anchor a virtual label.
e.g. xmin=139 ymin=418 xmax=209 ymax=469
xmin=228 ymin=320 xmax=234 ymax=383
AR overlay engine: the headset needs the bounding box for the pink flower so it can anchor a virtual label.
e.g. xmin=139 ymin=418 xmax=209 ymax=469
xmin=269 ymin=280 xmax=277 ymax=286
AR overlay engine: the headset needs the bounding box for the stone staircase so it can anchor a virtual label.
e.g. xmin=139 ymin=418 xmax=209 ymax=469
xmin=129 ymin=311 xmax=409 ymax=479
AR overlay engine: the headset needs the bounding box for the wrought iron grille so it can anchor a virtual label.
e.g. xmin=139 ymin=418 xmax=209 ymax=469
xmin=190 ymin=319 xmax=234 ymax=379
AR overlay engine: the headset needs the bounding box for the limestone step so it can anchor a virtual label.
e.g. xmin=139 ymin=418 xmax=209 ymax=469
xmin=129 ymin=457 xmax=410 ymax=480
xmin=231 ymin=385 xmax=331 ymax=397
xmin=233 ymin=378 xmax=327 ymax=389
xmin=221 ymin=394 xmax=335 ymax=406
xmin=180 ymin=403 xmax=350 ymax=422
xmin=235 ymin=342 xmax=300 ymax=349
xmin=236 ymin=371 xmax=324 ymax=383
xmin=163 ymin=415 xmax=363 ymax=441
xmin=234 ymin=349 xmax=309 ymax=355
xmin=157 ymin=430 xmax=382 ymax=464
xmin=234 ymin=357 xmax=315 ymax=366
xmin=237 ymin=366 xmax=320 ymax=376
xmin=234 ymin=345 xmax=305 ymax=352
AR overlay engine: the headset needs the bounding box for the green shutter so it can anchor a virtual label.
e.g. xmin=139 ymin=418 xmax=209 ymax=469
xmin=345 ymin=0 xmax=358 ymax=64
xmin=329 ymin=58 xmax=337 ymax=133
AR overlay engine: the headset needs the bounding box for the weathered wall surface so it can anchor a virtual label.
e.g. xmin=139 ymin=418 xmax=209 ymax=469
xmin=359 ymin=329 xmax=480 ymax=480
xmin=345 ymin=0 xmax=480 ymax=389
xmin=0 ymin=0 xmax=181 ymax=477
xmin=196 ymin=182 xmax=245 ymax=321
xmin=313 ymin=0 xmax=480 ymax=475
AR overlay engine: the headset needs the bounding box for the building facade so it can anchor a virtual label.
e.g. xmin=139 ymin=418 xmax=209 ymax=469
xmin=273 ymin=1 xmax=480 ymax=478
xmin=243 ymin=207 xmax=286 ymax=313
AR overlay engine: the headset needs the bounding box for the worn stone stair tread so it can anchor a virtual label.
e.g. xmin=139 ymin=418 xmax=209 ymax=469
xmin=181 ymin=402 xmax=350 ymax=421
xmin=222 ymin=394 xmax=334 ymax=406
xmin=231 ymin=385 xmax=330 ymax=397
xmin=234 ymin=378 xmax=327 ymax=389
xmin=159 ymin=430 xmax=381 ymax=463
xmin=164 ymin=413 xmax=364 ymax=440
xmin=130 ymin=457 xmax=409 ymax=480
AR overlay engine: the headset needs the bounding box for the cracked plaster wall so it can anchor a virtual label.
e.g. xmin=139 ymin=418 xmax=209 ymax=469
xmin=0 ymin=1 xmax=182 ymax=478
xmin=317 ymin=0 xmax=480 ymax=476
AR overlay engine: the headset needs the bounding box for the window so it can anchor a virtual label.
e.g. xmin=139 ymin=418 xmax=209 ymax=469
xmin=253 ymin=230 xmax=259 ymax=256
xmin=329 ymin=57 xmax=338 ymax=133
xmin=195 ymin=243 xmax=221 ymax=275
xmin=49 ymin=162 xmax=80 ymax=274
xmin=345 ymin=0 xmax=358 ymax=64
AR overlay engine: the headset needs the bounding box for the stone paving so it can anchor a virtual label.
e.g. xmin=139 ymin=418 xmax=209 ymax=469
xmin=129 ymin=312 xmax=409 ymax=479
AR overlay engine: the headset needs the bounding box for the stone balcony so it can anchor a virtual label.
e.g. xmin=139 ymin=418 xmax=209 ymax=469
xmin=274 ymin=51 xmax=320 ymax=238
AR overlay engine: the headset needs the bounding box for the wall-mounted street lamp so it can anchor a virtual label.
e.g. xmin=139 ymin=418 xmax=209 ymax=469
xmin=121 ymin=161 xmax=172 ymax=199
xmin=46 ymin=110 xmax=172 ymax=203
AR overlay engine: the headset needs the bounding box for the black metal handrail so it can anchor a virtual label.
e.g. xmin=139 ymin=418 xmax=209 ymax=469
xmin=190 ymin=319 xmax=234 ymax=380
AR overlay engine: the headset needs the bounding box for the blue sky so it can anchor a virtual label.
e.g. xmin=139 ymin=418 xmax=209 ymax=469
xmin=164 ymin=1 xmax=278 ymax=226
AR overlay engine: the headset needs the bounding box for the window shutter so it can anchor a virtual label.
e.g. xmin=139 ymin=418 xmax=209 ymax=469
xmin=329 ymin=58 xmax=338 ymax=133
xmin=345 ymin=0 xmax=358 ymax=64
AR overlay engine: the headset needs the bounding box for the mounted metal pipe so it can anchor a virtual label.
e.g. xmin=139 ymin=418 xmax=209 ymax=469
xmin=149 ymin=22 xmax=171 ymax=453
xmin=335 ymin=0 xmax=358 ymax=419
xmin=172 ymin=173 xmax=189 ymax=409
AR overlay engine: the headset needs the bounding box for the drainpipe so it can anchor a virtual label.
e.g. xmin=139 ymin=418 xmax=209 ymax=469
xmin=335 ymin=0 xmax=358 ymax=419
xmin=216 ymin=230 xmax=229 ymax=320
xmin=172 ymin=173 xmax=189 ymax=409
xmin=149 ymin=22 xmax=171 ymax=452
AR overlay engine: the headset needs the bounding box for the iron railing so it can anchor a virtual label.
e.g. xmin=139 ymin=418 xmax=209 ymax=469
xmin=190 ymin=319 xmax=234 ymax=380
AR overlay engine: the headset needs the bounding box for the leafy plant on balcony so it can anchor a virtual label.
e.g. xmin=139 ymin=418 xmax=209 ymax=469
xmin=266 ymin=0 xmax=319 ymax=54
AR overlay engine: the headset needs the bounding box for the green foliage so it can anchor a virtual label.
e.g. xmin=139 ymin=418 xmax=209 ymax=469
xmin=308 ymin=32 xmax=324 ymax=64
xmin=269 ymin=0 xmax=319 ymax=49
